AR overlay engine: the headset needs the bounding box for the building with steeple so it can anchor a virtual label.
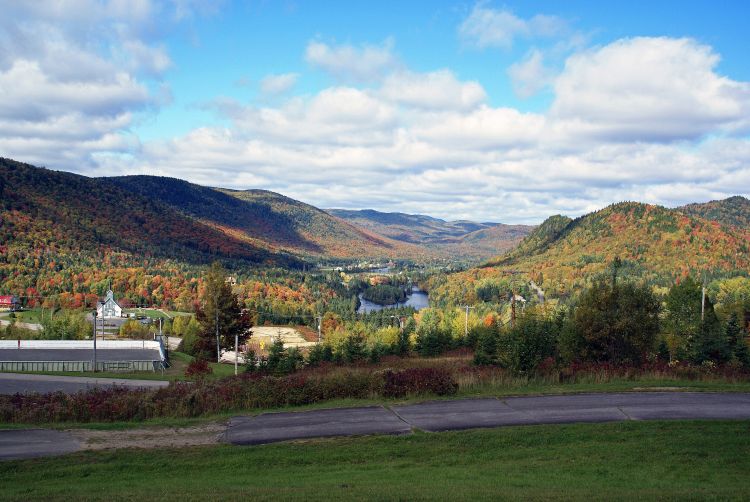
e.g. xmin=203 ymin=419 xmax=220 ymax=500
xmin=97 ymin=289 xmax=122 ymax=318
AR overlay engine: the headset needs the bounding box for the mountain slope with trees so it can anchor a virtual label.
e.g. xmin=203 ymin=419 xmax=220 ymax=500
xmin=106 ymin=176 xmax=414 ymax=259
xmin=678 ymin=196 xmax=750 ymax=229
xmin=431 ymin=201 xmax=750 ymax=305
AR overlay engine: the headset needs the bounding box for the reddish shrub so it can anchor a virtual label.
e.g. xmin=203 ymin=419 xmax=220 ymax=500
xmin=185 ymin=359 xmax=212 ymax=378
xmin=382 ymin=367 xmax=458 ymax=398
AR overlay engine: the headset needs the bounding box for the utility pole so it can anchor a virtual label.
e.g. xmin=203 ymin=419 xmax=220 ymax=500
xmin=463 ymin=305 xmax=475 ymax=338
xmin=315 ymin=315 xmax=322 ymax=343
xmin=389 ymin=315 xmax=404 ymax=330
xmin=215 ymin=294 xmax=220 ymax=363
xmin=91 ymin=310 xmax=98 ymax=372
xmin=701 ymin=284 xmax=706 ymax=322
xmin=234 ymin=333 xmax=239 ymax=376
xmin=501 ymin=270 xmax=523 ymax=329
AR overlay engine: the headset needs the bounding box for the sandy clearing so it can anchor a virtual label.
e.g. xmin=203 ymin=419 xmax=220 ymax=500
xmin=69 ymin=422 xmax=226 ymax=451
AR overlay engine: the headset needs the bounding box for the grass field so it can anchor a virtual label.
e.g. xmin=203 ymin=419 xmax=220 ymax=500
xmin=122 ymin=308 xmax=191 ymax=320
xmin=1 ymin=420 xmax=749 ymax=500
xmin=0 ymin=309 xmax=44 ymax=324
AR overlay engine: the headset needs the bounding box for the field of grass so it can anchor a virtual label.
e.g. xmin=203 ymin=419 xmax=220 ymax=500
xmin=1 ymin=420 xmax=749 ymax=500
xmin=0 ymin=309 xmax=44 ymax=324
xmin=121 ymin=308 xmax=192 ymax=320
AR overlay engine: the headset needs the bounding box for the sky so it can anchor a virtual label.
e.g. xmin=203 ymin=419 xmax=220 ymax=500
xmin=1 ymin=0 xmax=749 ymax=224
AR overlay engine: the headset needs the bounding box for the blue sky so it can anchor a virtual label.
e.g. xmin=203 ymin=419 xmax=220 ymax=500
xmin=1 ymin=1 xmax=749 ymax=223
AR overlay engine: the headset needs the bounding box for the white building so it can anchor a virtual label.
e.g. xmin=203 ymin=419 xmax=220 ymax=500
xmin=97 ymin=290 xmax=122 ymax=318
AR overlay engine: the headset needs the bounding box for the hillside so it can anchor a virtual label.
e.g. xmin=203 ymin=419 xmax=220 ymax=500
xmin=432 ymin=201 xmax=750 ymax=305
xmin=327 ymin=209 xmax=495 ymax=243
xmin=106 ymin=176 xmax=413 ymax=259
xmin=678 ymin=196 xmax=750 ymax=229
xmin=328 ymin=208 xmax=532 ymax=260
xmin=0 ymin=158 xmax=291 ymax=267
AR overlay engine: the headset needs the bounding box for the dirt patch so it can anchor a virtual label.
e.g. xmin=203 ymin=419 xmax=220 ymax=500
xmin=69 ymin=422 xmax=227 ymax=451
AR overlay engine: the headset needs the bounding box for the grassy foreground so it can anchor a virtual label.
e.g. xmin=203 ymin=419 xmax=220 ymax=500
xmin=2 ymin=420 xmax=750 ymax=501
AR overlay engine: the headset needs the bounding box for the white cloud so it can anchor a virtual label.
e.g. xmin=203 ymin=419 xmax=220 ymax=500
xmin=551 ymin=37 xmax=750 ymax=141
xmin=1 ymin=8 xmax=749 ymax=226
xmin=507 ymin=49 xmax=555 ymax=98
xmin=304 ymin=39 xmax=399 ymax=82
xmin=0 ymin=0 xmax=194 ymax=169
xmin=459 ymin=4 xmax=566 ymax=49
xmin=259 ymin=73 xmax=299 ymax=96
xmin=379 ymin=70 xmax=486 ymax=111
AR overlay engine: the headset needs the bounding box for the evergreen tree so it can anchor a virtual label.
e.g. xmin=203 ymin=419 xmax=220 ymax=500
xmin=571 ymin=267 xmax=660 ymax=365
xmin=194 ymin=262 xmax=251 ymax=361
xmin=726 ymin=313 xmax=750 ymax=367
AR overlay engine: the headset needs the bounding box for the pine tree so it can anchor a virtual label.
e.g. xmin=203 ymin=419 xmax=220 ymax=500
xmin=194 ymin=262 xmax=251 ymax=361
xmin=726 ymin=313 xmax=750 ymax=367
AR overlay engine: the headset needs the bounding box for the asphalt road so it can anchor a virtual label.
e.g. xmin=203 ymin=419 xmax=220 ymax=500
xmin=0 ymin=430 xmax=80 ymax=461
xmin=225 ymin=392 xmax=750 ymax=445
xmin=4 ymin=392 xmax=750 ymax=460
xmin=0 ymin=373 xmax=169 ymax=394
xmin=0 ymin=348 xmax=161 ymax=362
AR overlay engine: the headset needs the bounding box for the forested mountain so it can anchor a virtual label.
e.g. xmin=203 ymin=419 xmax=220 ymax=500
xmin=328 ymin=208 xmax=533 ymax=259
xmin=106 ymin=176 xmax=416 ymax=259
xmin=327 ymin=208 xmax=497 ymax=243
xmin=0 ymin=158 xmax=292 ymax=267
xmin=431 ymin=201 xmax=750 ymax=306
xmin=678 ymin=196 xmax=750 ymax=229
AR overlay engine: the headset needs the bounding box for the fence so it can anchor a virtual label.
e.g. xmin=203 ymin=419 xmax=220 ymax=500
xmin=0 ymin=360 xmax=164 ymax=373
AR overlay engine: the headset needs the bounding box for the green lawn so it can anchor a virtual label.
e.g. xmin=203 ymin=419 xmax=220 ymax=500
xmin=1 ymin=421 xmax=749 ymax=500
xmin=122 ymin=308 xmax=191 ymax=320
xmin=0 ymin=309 xmax=44 ymax=324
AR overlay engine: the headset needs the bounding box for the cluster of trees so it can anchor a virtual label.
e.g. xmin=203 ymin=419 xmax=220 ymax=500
xmin=473 ymin=269 xmax=750 ymax=374
xmin=361 ymin=284 xmax=408 ymax=305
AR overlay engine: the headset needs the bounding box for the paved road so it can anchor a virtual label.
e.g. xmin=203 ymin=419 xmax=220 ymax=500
xmin=0 ymin=430 xmax=80 ymax=461
xmin=225 ymin=406 xmax=412 ymax=445
xmin=225 ymin=392 xmax=750 ymax=445
xmin=4 ymin=392 xmax=750 ymax=460
xmin=0 ymin=348 xmax=160 ymax=362
xmin=0 ymin=373 xmax=169 ymax=394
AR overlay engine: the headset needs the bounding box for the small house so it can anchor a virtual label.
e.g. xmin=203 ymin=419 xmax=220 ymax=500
xmin=0 ymin=295 xmax=19 ymax=311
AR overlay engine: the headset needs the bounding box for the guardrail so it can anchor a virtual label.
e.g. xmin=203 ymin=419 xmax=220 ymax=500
xmin=0 ymin=360 xmax=164 ymax=372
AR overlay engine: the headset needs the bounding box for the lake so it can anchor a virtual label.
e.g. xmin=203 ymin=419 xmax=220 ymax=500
xmin=357 ymin=286 xmax=429 ymax=314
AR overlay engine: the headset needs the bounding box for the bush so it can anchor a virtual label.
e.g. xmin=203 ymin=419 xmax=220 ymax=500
xmin=381 ymin=367 xmax=458 ymax=397
xmin=0 ymin=366 xmax=459 ymax=424
xmin=184 ymin=358 xmax=212 ymax=379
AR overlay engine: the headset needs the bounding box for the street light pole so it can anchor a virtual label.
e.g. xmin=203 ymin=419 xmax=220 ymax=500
xmin=234 ymin=333 xmax=239 ymax=376
xmin=92 ymin=310 xmax=98 ymax=372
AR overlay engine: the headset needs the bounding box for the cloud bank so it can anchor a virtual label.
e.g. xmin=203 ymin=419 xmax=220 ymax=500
xmin=0 ymin=3 xmax=749 ymax=224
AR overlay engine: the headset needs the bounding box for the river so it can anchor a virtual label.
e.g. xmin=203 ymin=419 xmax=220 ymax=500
xmin=357 ymin=286 xmax=429 ymax=314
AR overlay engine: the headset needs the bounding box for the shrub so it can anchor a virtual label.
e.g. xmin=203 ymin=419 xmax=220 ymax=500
xmin=381 ymin=367 xmax=458 ymax=397
xmin=0 ymin=365 xmax=460 ymax=424
xmin=185 ymin=358 xmax=212 ymax=379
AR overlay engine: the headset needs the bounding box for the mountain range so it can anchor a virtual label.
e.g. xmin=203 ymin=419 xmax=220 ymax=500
xmin=2 ymin=157 xmax=748 ymax=306
xmin=0 ymin=158 xmax=528 ymax=270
